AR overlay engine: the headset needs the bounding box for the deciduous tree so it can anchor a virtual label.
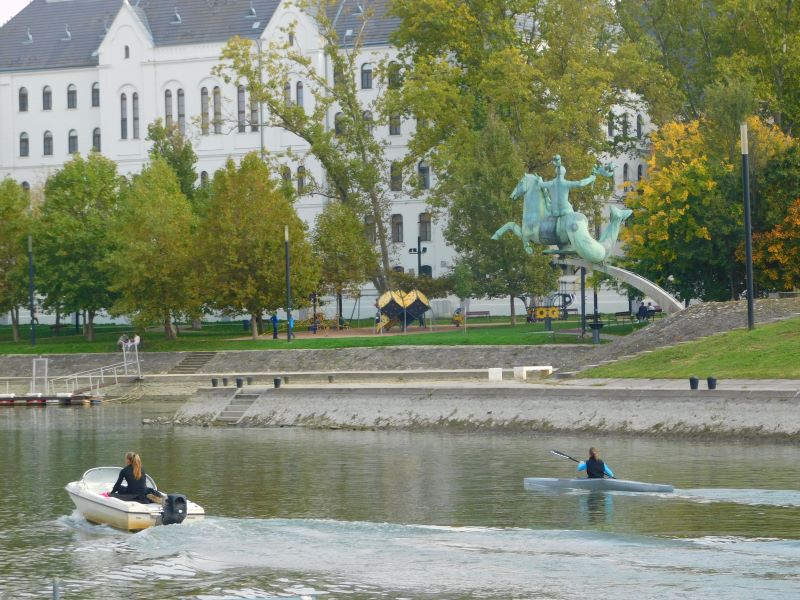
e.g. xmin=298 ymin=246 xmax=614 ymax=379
xmin=0 ymin=179 xmax=30 ymax=342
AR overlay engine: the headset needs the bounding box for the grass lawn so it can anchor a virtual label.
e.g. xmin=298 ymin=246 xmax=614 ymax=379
xmin=583 ymin=315 xmax=800 ymax=379
xmin=0 ymin=317 xmax=602 ymax=354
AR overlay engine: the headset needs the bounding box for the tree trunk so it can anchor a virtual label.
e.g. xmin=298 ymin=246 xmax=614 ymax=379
xmin=55 ymin=308 xmax=60 ymax=336
xmin=370 ymin=191 xmax=390 ymax=292
xmin=337 ymin=292 xmax=343 ymax=328
xmin=251 ymin=312 xmax=259 ymax=341
xmin=509 ymin=295 xmax=517 ymax=326
xmin=11 ymin=306 xmax=20 ymax=342
xmin=191 ymin=319 xmax=202 ymax=330
xmin=163 ymin=314 xmax=176 ymax=340
xmin=86 ymin=310 xmax=96 ymax=342
xmin=255 ymin=314 xmax=264 ymax=336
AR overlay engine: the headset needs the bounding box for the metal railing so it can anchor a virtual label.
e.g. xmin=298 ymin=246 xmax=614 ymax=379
xmin=41 ymin=345 xmax=141 ymax=396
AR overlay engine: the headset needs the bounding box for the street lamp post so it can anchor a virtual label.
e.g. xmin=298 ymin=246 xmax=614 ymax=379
xmin=285 ymin=225 xmax=292 ymax=342
xmin=27 ymin=234 xmax=35 ymax=346
xmin=741 ymin=122 xmax=755 ymax=330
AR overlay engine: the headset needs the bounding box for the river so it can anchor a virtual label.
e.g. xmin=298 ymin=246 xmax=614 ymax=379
xmin=1 ymin=401 xmax=799 ymax=599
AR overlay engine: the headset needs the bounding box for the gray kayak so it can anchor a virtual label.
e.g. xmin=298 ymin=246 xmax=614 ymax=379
xmin=524 ymin=477 xmax=674 ymax=494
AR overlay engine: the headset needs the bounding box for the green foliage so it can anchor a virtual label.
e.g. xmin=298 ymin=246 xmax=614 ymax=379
xmin=146 ymin=120 xmax=199 ymax=204
xmin=312 ymin=201 xmax=377 ymax=299
xmin=215 ymin=1 xmax=397 ymax=290
xmin=0 ymin=179 xmax=30 ymax=327
xmin=196 ymin=153 xmax=319 ymax=337
xmin=106 ymin=158 xmax=199 ymax=339
xmin=36 ymin=153 xmax=122 ymax=340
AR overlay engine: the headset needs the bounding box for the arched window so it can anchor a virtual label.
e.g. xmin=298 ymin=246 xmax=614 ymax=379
xmin=124 ymin=45 xmax=130 ymax=59
xmin=18 ymin=87 xmax=28 ymax=112
xmin=250 ymin=94 xmax=259 ymax=132
xmin=636 ymin=114 xmax=643 ymax=139
xmin=296 ymin=81 xmax=304 ymax=109
xmin=177 ymin=89 xmax=185 ymax=134
xmin=281 ymin=166 xmax=291 ymax=183
xmin=92 ymin=128 xmax=101 ymax=152
xmin=200 ymin=171 xmax=209 ymax=187
xmin=420 ymin=265 xmax=433 ymax=277
xmin=637 ymin=164 xmax=643 ymax=181
xmin=391 ymin=214 xmax=403 ymax=243
xmin=132 ymin=92 xmax=140 ymax=138
xmin=42 ymin=85 xmax=52 ymax=110
xmin=19 ymin=132 xmax=29 ymax=157
xmin=213 ymin=86 xmax=221 ymax=134
xmin=164 ymin=90 xmax=173 ymax=127
xmin=334 ymin=112 xmax=344 ymax=136
xmin=363 ymin=110 xmax=374 ymax=133
xmin=622 ymin=114 xmax=629 ymax=138
xmin=67 ymin=84 xmax=77 ymax=109
xmin=389 ymin=114 xmax=401 ymax=136
xmin=297 ymin=166 xmax=306 ymax=194
xmin=21 ymin=181 xmax=30 ymax=192
xmin=364 ymin=215 xmax=376 ymax=243
xmin=43 ymin=131 xmax=53 ymax=156
xmin=607 ymin=113 xmax=614 ymax=138
xmin=418 ymin=161 xmax=430 ymax=190
xmin=201 ymin=87 xmax=209 ymax=134
xmin=622 ymin=163 xmax=629 ymax=190
xmin=237 ymin=85 xmax=246 ymax=132
xmin=392 ymin=265 xmax=404 ymax=273
xmin=333 ymin=65 xmax=344 ymax=86
xmin=68 ymin=129 xmax=78 ymax=154
xmin=120 ymin=93 xmax=128 ymax=139
xmin=387 ymin=61 xmax=402 ymax=89
xmin=91 ymin=82 xmax=100 ymax=107
xmin=390 ymin=162 xmax=402 ymax=191
xmin=283 ymin=81 xmax=292 ymax=105
xmin=419 ymin=212 xmax=432 ymax=242
xmin=361 ymin=63 xmax=373 ymax=89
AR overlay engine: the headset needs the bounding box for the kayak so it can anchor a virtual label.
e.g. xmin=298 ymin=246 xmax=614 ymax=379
xmin=524 ymin=477 xmax=674 ymax=494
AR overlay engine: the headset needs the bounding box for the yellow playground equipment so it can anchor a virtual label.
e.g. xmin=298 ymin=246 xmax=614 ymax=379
xmin=375 ymin=289 xmax=431 ymax=332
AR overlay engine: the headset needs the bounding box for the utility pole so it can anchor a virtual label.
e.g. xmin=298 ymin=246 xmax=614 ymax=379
xmin=27 ymin=234 xmax=35 ymax=345
xmin=285 ymin=225 xmax=292 ymax=342
xmin=741 ymin=122 xmax=755 ymax=330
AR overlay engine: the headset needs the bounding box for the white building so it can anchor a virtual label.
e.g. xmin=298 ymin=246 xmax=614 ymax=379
xmin=0 ymin=0 xmax=648 ymax=322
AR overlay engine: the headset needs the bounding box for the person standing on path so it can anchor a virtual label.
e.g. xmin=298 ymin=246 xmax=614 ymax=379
xmin=270 ymin=313 xmax=279 ymax=340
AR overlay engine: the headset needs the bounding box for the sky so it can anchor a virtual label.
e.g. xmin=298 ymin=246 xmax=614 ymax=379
xmin=0 ymin=0 xmax=32 ymax=26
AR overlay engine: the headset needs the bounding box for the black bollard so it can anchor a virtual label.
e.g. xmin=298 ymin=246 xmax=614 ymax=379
xmin=273 ymin=377 xmax=281 ymax=388
xmin=246 ymin=376 xmax=253 ymax=385
xmin=222 ymin=377 xmax=229 ymax=386
xmin=707 ymin=377 xmax=717 ymax=390
xmin=235 ymin=377 xmax=243 ymax=388
xmin=328 ymin=374 xmax=335 ymax=383
xmin=211 ymin=378 xmax=219 ymax=387
xmin=689 ymin=376 xmax=699 ymax=390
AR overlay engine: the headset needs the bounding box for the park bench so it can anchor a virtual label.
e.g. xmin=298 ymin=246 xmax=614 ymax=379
xmin=466 ymin=310 xmax=490 ymax=318
xmin=613 ymin=311 xmax=635 ymax=324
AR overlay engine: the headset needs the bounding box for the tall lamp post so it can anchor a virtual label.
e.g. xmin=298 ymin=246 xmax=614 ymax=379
xmin=27 ymin=234 xmax=36 ymax=346
xmin=741 ymin=122 xmax=755 ymax=330
xmin=284 ymin=225 xmax=292 ymax=342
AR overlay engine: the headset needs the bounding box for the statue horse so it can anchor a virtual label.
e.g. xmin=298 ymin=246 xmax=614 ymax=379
xmin=492 ymin=169 xmax=633 ymax=264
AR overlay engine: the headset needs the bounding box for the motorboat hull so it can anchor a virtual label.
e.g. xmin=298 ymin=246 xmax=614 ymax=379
xmin=65 ymin=467 xmax=204 ymax=531
xmin=524 ymin=477 xmax=674 ymax=493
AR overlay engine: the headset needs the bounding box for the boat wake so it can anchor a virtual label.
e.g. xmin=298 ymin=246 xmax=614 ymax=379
xmin=675 ymin=488 xmax=800 ymax=507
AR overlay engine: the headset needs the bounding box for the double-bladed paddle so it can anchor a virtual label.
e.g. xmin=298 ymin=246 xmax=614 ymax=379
xmin=550 ymin=449 xmax=616 ymax=478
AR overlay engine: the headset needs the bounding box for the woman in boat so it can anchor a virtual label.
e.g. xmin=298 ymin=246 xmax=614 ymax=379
xmin=110 ymin=451 xmax=149 ymax=502
xmin=576 ymin=447 xmax=615 ymax=479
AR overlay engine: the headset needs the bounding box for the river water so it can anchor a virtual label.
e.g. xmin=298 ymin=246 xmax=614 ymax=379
xmin=1 ymin=401 xmax=799 ymax=599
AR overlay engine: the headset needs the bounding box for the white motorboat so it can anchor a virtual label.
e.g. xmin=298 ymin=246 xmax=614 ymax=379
xmin=524 ymin=477 xmax=674 ymax=494
xmin=65 ymin=467 xmax=204 ymax=531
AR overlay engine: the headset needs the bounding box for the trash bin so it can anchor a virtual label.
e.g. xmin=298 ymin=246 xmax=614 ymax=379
xmin=246 ymin=376 xmax=253 ymax=385
xmin=707 ymin=377 xmax=717 ymax=390
xmin=273 ymin=378 xmax=282 ymax=388
xmin=222 ymin=377 xmax=229 ymax=386
xmin=689 ymin=376 xmax=699 ymax=390
xmin=211 ymin=378 xmax=219 ymax=387
xmin=235 ymin=377 xmax=243 ymax=388
xmin=328 ymin=375 xmax=335 ymax=383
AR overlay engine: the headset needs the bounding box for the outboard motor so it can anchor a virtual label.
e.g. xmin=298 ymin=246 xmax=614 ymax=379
xmin=161 ymin=493 xmax=188 ymax=525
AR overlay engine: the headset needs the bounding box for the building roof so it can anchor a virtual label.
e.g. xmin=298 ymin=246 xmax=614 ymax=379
xmin=0 ymin=0 xmax=398 ymax=73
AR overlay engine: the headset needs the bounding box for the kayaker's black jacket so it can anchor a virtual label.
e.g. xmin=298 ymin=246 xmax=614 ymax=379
xmin=111 ymin=464 xmax=147 ymax=497
xmin=585 ymin=458 xmax=607 ymax=479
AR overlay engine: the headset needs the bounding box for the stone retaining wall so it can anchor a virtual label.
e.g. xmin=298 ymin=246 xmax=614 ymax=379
xmin=175 ymin=386 xmax=800 ymax=440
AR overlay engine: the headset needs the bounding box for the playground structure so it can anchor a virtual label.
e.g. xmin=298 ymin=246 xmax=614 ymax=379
xmin=375 ymin=289 xmax=431 ymax=333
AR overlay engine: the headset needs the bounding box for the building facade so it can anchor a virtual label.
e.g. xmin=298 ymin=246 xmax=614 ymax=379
xmin=0 ymin=0 xmax=648 ymax=322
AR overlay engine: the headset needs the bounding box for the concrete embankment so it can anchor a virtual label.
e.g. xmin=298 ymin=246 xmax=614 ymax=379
xmin=173 ymin=382 xmax=800 ymax=441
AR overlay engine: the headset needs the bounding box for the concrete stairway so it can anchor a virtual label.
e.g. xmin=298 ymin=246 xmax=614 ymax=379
xmin=215 ymin=391 xmax=260 ymax=425
xmin=168 ymin=352 xmax=217 ymax=374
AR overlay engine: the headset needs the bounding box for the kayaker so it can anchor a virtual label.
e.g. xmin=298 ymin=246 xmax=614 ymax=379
xmin=576 ymin=447 xmax=615 ymax=479
xmin=110 ymin=451 xmax=149 ymax=502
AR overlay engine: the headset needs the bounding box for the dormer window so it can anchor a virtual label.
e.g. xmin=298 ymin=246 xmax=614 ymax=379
xmin=124 ymin=45 xmax=130 ymax=59
xmin=171 ymin=9 xmax=182 ymax=24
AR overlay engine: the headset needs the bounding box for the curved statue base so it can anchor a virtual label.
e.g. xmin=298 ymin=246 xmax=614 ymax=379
xmin=561 ymin=258 xmax=684 ymax=314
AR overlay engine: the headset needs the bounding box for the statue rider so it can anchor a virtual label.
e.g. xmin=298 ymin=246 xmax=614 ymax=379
xmin=539 ymin=154 xmax=604 ymax=219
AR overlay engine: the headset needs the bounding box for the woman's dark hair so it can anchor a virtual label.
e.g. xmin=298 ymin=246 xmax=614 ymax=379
xmin=589 ymin=447 xmax=599 ymax=460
